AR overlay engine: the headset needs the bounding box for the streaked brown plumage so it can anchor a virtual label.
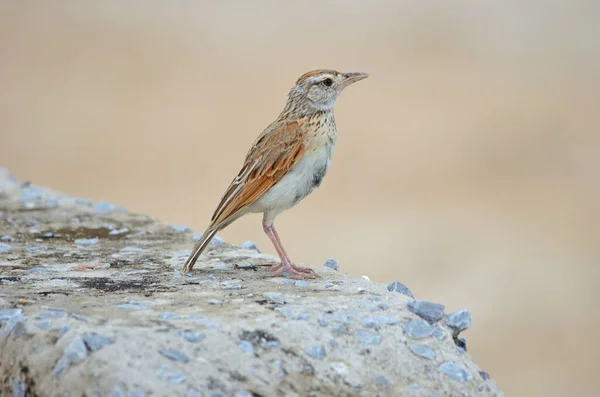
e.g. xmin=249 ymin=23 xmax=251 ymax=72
xmin=183 ymin=69 xmax=368 ymax=279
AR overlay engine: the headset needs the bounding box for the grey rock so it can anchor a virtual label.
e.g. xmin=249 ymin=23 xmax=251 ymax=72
xmin=161 ymin=312 xmax=180 ymax=320
xmin=36 ymin=311 xmax=66 ymax=319
xmin=183 ymin=332 xmax=204 ymax=343
xmin=94 ymin=263 xmax=111 ymax=270
xmin=13 ymin=376 xmax=26 ymax=397
xmin=291 ymin=312 xmax=309 ymax=320
xmin=240 ymin=241 xmax=260 ymax=252
xmin=64 ymin=336 xmax=88 ymax=364
xmin=408 ymin=344 xmax=436 ymax=359
xmin=159 ymin=349 xmax=190 ymax=363
xmin=318 ymin=318 xmax=329 ymax=327
xmin=187 ymin=390 xmax=204 ymax=397
xmin=364 ymin=315 xmax=400 ymax=328
xmin=294 ymin=280 xmax=309 ymax=287
xmin=1 ymin=235 xmax=12 ymax=241
xmin=128 ymin=389 xmax=147 ymax=397
xmin=372 ymin=375 xmax=391 ymax=388
xmin=445 ymin=309 xmax=472 ymax=336
xmin=0 ymin=308 xmax=23 ymax=322
xmin=95 ymin=201 xmax=123 ymax=213
xmin=263 ymin=293 xmax=294 ymax=304
xmin=27 ymin=245 xmax=47 ymax=252
xmin=208 ymin=299 xmax=222 ymax=305
xmin=74 ymin=238 xmax=98 ymax=245
xmin=27 ymin=268 xmax=50 ymax=274
xmin=387 ymin=280 xmax=415 ymax=298
xmin=121 ymin=270 xmax=150 ymax=275
xmin=36 ymin=320 xmax=52 ymax=330
xmin=438 ymin=362 xmax=472 ymax=382
xmin=403 ymin=318 xmax=435 ymax=339
xmin=355 ymin=331 xmax=381 ymax=345
xmin=433 ymin=328 xmax=446 ymax=340
xmin=323 ymin=282 xmax=335 ymax=288
xmin=53 ymin=356 xmax=70 ymax=377
xmin=109 ymin=228 xmax=129 ymax=235
xmin=82 ymin=333 xmax=114 ymax=351
xmin=406 ymin=300 xmax=445 ymax=323
xmin=323 ymin=258 xmax=339 ymax=271
xmin=238 ymin=340 xmax=254 ymax=355
xmin=234 ymin=392 xmax=253 ymax=397
xmin=172 ymin=225 xmax=192 ymax=232
xmin=41 ymin=306 xmax=65 ymax=311
xmin=305 ymin=344 xmax=326 ymax=360
xmin=479 ymin=370 xmax=490 ymax=380
xmin=156 ymin=365 xmax=187 ymax=384
xmin=0 ymin=242 xmax=12 ymax=253
xmin=108 ymin=388 xmax=124 ymax=397
xmin=261 ymin=341 xmax=280 ymax=349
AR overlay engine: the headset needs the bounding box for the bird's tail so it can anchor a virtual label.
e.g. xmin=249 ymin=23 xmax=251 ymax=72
xmin=182 ymin=227 xmax=219 ymax=273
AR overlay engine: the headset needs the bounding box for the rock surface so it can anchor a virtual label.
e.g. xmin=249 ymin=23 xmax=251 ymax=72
xmin=0 ymin=169 xmax=503 ymax=396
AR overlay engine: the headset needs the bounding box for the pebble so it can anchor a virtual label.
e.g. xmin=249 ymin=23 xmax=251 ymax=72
xmin=261 ymin=341 xmax=281 ymax=349
xmin=27 ymin=268 xmax=51 ymax=274
xmin=13 ymin=377 xmax=26 ymax=397
xmin=455 ymin=337 xmax=467 ymax=351
xmin=74 ymin=238 xmax=98 ymax=245
xmin=109 ymin=228 xmax=129 ymax=235
xmin=433 ymin=328 xmax=446 ymax=340
xmin=364 ymin=315 xmax=400 ymax=328
xmin=159 ymin=349 xmax=190 ymax=363
xmin=161 ymin=312 xmax=181 ymax=320
xmin=120 ymin=247 xmax=145 ymax=252
xmin=402 ymin=319 xmax=435 ymax=339
xmin=355 ymin=331 xmax=381 ymax=345
xmin=323 ymin=259 xmax=339 ymax=271
xmin=291 ymin=312 xmax=310 ymax=321
xmin=113 ymin=301 xmax=151 ymax=310
xmin=1 ymin=235 xmax=12 ymax=241
xmin=305 ymin=344 xmax=326 ymax=360
xmin=187 ymin=390 xmax=203 ymax=397
xmin=238 ymin=341 xmax=255 ymax=355
xmin=128 ymin=389 xmax=147 ymax=397
xmin=108 ymin=388 xmax=124 ymax=397
xmin=183 ymin=332 xmax=204 ymax=343
xmin=234 ymin=392 xmax=253 ymax=397
xmin=156 ymin=365 xmax=187 ymax=384
xmin=94 ymin=263 xmax=111 ymax=270
xmin=53 ymin=356 xmax=70 ymax=377
xmin=83 ymin=333 xmax=114 ymax=351
xmin=240 ymin=241 xmax=260 ymax=252
xmin=387 ymin=280 xmax=415 ymax=298
xmin=208 ymin=299 xmax=222 ymax=305
xmin=373 ymin=376 xmax=391 ymax=388
xmin=318 ymin=318 xmax=329 ymax=327
xmin=27 ymin=246 xmax=47 ymax=252
xmin=121 ymin=270 xmax=150 ymax=275
xmin=408 ymin=344 xmax=436 ymax=360
xmin=64 ymin=336 xmax=88 ymax=364
xmin=36 ymin=311 xmax=66 ymax=319
xmin=445 ymin=309 xmax=472 ymax=336
xmin=95 ymin=201 xmax=124 ymax=213
xmin=74 ymin=198 xmax=93 ymax=206
xmin=212 ymin=236 xmax=225 ymax=245
xmin=406 ymin=300 xmax=445 ymax=323
xmin=172 ymin=225 xmax=192 ymax=232
xmin=263 ymin=293 xmax=294 ymax=304
xmin=36 ymin=320 xmax=52 ymax=330
xmin=361 ymin=275 xmax=371 ymax=281
xmin=294 ymin=280 xmax=309 ymax=287
xmin=0 ymin=242 xmax=12 ymax=253
xmin=41 ymin=306 xmax=65 ymax=311
xmin=479 ymin=370 xmax=490 ymax=380
xmin=438 ymin=362 xmax=472 ymax=382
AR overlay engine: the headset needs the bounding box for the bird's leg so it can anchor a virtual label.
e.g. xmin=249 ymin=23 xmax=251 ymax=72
xmin=262 ymin=218 xmax=318 ymax=279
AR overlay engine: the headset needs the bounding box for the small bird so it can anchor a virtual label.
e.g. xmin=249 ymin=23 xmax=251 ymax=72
xmin=183 ymin=69 xmax=368 ymax=279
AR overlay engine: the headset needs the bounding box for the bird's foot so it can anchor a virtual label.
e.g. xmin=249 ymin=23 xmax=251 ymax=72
xmin=266 ymin=263 xmax=319 ymax=279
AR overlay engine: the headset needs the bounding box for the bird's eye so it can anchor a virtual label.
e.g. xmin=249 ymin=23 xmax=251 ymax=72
xmin=322 ymin=78 xmax=333 ymax=87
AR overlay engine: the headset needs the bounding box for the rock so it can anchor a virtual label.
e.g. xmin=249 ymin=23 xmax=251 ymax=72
xmin=355 ymin=331 xmax=382 ymax=345
xmin=402 ymin=319 xmax=436 ymax=339
xmin=74 ymin=238 xmax=98 ymax=245
xmin=238 ymin=340 xmax=255 ymax=355
xmin=438 ymin=362 xmax=472 ymax=382
xmin=387 ymin=281 xmax=415 ymax=298
xmin=406 ymin=300 xmax=445 ymax=323
xmin=240 ymin=241 xmax=260 ymax=252
xmin=445 ymin=309 xmax=472 ymax=337
xmin=0 ymin=242 xmax=12 ymax=253
xmin=408 ymin=344 xmax=436 ymax=360
xmin=364 ymin=316 xmax=400 ymax=328
xmin=82 ymin=333 xmax=114 ymax=351
xmin=172 ymin=225 xmax=192 ymax=232
xmin=305 ymin=344 xmax=326 ymax=360
xmin=159 ymin=349 xmax=190 ymax=363
xmin=323 ymin=258 xmax=339 ymax=271
xmin=12 ymin=377 xmax=26 ymax=397
xmin=0 ymin=176 xmax=503 ymax=397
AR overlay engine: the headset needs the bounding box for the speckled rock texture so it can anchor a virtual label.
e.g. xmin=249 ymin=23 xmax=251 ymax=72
xmin=0 ymin=169 xmax=504 ymax=397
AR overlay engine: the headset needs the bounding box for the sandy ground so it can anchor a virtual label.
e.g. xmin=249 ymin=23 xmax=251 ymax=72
xmin=1 ymin=2 xmax=599 ymax=396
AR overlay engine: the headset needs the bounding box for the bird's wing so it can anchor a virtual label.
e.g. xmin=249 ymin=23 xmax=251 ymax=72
xmin=209 ymin=119 xmax=306 ymax=227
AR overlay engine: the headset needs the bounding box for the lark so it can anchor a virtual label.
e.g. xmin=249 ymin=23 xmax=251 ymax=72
xmin=183 ymin=69 xmax=368 ymax=279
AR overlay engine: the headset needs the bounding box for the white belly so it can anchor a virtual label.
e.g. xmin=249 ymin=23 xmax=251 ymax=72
xmin=249 ymin=145 xmax=332 ymax=215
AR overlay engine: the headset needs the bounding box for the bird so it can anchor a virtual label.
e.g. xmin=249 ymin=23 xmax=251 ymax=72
xmin=182 ymin=69 xmax=368 ymax=279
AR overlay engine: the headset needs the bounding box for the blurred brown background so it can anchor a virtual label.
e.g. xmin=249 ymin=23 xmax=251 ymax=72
xmin=1 ymin=1 xmax=599 ymax=396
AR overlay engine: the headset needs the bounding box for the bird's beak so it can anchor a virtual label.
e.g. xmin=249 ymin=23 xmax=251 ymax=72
xmin=339 ymin=72 xmax=369 ymax=89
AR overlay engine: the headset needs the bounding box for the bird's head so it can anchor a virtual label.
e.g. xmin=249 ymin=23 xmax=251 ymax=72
xmin=285 ymin=69 xmax=368 ymax=115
